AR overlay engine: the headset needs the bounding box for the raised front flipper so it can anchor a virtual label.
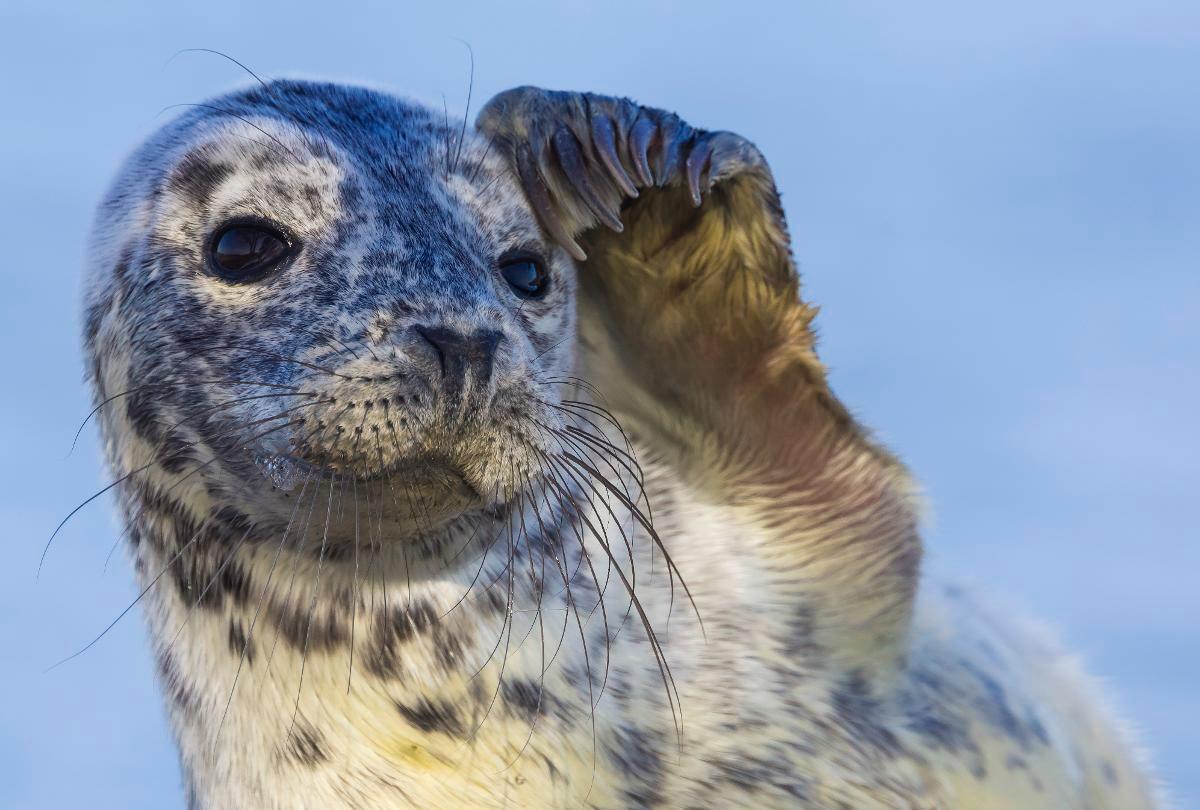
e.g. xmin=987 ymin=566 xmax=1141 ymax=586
xmin=476 ymin=88 xmax=816 ymax=462
xmin=478 ymin=87 xmax=922 ymax=676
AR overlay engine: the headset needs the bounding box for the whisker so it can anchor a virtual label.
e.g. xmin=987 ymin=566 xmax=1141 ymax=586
xmin=286 ymin=470 xmax=338 ymax=744
xmin=158 ymin=104 xmax=303 ymax=165
xmin=535 ymin=444 xmax=686 ymax=741
xmin=260 ymin=470 xmax=327 ymax=683
xmin=45 ymin=400 xmax=327 ymax=578
xmin=68 ymin=378 xmax=301 ymax=457
xmin=170 ymin=48 xmax=272 ymax=92
xmin=346 ymin=474 xmax=362 ymax=694
xmin=160 ymin=519 xmax=258 ymax=662
xmin=215 ymin=470 xmax=315 ymax=748
xmin=450 ymin=38 xmax=475 ymax=176
xmin=45 ymin=512 xmax=219 ymax=672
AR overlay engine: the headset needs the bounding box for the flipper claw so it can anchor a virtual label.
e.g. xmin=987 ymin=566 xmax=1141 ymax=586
xmin=553 ymin=126 xmax=624 ymax=232
xmin=590 ymin=115 xmax=639 ymax=198
xmin=629 ymin=117 xmax=657 ymax=187
xmin=517 ymin=144 xmax=586 ymax=260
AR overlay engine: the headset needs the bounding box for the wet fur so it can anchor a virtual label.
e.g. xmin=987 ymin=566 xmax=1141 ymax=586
xmin=80 ymin=80 xmax=1163 ymax=808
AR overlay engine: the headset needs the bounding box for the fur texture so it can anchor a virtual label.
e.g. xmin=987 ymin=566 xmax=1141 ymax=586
xmin=81 ymin=80 xmax=1162 ymax=808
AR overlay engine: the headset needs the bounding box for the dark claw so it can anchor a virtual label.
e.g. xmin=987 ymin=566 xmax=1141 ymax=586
xmin=686 ymin=135 xmax=715 ymax=207
xmin=552 ymin=126 xmax=624 ymax=232
xmin=656 ymin=123 xmax=684 ymax=187
xmin=517 ymin=144 xmax=586 ymax=260
xmin=629 ymin=117 xmax=657 ymax=187
xmin=590 ymin=115 xmax=638 ymax=198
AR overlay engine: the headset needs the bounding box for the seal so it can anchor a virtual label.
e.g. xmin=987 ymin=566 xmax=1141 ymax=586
xmin=80 ymin=79 xmax=1163 ymax=808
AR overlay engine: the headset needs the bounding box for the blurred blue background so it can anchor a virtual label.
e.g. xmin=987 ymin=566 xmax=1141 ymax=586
xmin=1 ymin=0 xmax=1196 ymax=807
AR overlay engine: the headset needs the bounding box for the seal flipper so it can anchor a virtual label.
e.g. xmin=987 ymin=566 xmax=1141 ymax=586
xmin=478 ymin=87 xmax=922 ymax=678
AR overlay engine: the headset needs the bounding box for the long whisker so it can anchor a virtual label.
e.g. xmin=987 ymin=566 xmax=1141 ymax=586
xmin=169 ymin=48 xmax=272 ymax=92
xmin=160 ymin=519 xmax=258 ymax=662
xmin=563 ymin=451 xmax=701 ymax=637
xmin=286 ymin=470 xmax=338 ymax=743
xmin=45 ymin=400 xmax=326 ymax=577
xmin=68 ymin=379 xmax=301 ymax=457
xmin=260 ymin=471 xmax=327 ymax=683
xmin=45 ymin=512 xmax=218 ymax=672
xmin=451 ymin=38 xmax=474 ymax=176
xmin=215 ymin=471 xmax=315 ymax=748
xmin=346 ymin=474 xmax=362 ymax=694
xmin=158 ymin=104 xmax=303 ymax=164
xmin=536 ymin=453 xmax=617 ymax=702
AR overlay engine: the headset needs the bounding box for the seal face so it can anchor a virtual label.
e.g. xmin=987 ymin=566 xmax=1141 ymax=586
xmin=87 ymin=81 xmax=579 ymax=551
xmin=83 ymin=80 xmax=1163 ymax=808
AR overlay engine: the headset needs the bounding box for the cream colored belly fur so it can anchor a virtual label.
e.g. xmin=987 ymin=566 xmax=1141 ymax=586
xmin=153 ymin=453 xmax=1157 ymax=809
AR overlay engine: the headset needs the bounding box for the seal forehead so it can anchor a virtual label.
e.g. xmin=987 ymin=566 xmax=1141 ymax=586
xmin=158 ymin=120 xmax=347 ymax=251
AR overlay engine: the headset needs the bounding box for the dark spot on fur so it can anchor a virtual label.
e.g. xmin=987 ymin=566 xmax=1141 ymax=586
xmin=1101 ymin=760 xmax=1120 ymax=786
xmin=158 ymin=433 xmax=197 ymax=474
xmin=394 ymin=697 xmax=465 ymax=737
xmin=364 ymin=600 xmax=437 ymax=678
xmin=283 ymin=721 xmax=329 ymax=767
xmin=210 ymin=505 xmax=255 ymax=538
xmin=902 ymin=662 xmax=987 ymax=775
xmin=168 ymin=155 xmax=233 ymax=207
xmin=125 ymin=389 xmax=164 ymax=444
xmin=907 ymin=709 xmax=975 ymax=756
xmin=500 ymin=678 xmax=545 ymax=723
xmin=783 ymin=602 xmax=823 ymax=662
xmin=431 ymin=623 xmax=467 ymax=673
xmin=266 ymin=598 xmax=348 ymax=652
xmin=961 ymin=659 xmax=1044 ymax=751
xmin=705 ymin=750 xmax=813 ymax=801
xmin=228 ymin=619 xmax=255 ymax=663
xmin=831 ymin=669 xmax=903 ymax=757
xmin=169 ymin=539 xmax=253 ymax=612
xmin=604 ymin=725 xmax=665 ymax=807
xmin=154 ymin=647 xmax=199 ymax=714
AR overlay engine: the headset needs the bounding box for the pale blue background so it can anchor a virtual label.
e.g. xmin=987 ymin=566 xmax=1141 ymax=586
xmin=1 ymin=1 xmax=1196 ymax=807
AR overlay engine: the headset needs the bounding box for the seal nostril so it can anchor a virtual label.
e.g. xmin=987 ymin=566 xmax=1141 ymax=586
xmin=414 ymin=324 xmax=504 ymax=394
xmin=415 ymin=325 xmax=449 ymax=374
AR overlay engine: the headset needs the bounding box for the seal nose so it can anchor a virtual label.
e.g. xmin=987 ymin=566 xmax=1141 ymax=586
xmin=414 ymin=325 xmax=502 ymax=398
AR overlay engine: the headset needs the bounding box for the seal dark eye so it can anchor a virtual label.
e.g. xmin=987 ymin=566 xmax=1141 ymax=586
xmin=209 ymin=223 xmax=291 ymax=282
xmin=499 ymin=254 xmax=550 ymax=299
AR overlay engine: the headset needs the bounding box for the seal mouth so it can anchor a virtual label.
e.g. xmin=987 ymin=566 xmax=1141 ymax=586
xmin=253 ymin=451 xmax=480 ymax=499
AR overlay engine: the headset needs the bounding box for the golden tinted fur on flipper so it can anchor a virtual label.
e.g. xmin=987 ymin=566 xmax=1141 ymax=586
xmin=575 ymin=171 xmax=924 ymax=674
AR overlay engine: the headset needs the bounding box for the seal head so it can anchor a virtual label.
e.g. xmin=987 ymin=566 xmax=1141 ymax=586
xmin=85 ymin=80 xmax=577 ymax=547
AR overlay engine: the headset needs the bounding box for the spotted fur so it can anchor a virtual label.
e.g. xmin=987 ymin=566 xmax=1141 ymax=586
xmin=82 ymin=80 xmax=1163 ymax=808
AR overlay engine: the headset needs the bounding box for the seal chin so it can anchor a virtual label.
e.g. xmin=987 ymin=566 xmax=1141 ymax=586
xmin=255 ymin=451 xmax=479 ymax=496
xmin=378 ymin=458 xmax=484 ymax=507
xmin=252 ymin=451 xmax=487 ymax=533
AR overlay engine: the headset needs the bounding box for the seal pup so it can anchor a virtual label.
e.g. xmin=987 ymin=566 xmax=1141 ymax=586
xmin=79 ymin=79 xmax=1163 ymax=808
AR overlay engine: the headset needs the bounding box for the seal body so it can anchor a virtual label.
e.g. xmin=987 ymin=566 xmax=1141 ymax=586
xmin=83 ymin=80 xmax=1161 ymax=808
